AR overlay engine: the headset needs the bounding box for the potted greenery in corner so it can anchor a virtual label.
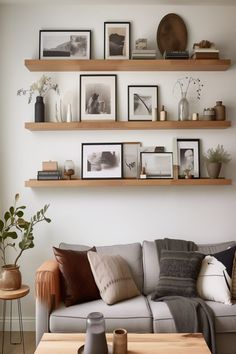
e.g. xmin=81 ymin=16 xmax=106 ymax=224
xmin=204 ymin=144 xmax=231 ymax=178
xmin=0 ymin=194 xmax=51 ymax=290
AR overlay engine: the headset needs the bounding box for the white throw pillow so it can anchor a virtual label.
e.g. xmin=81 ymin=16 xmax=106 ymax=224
xmin=197 ymin=255 xmax=232 ymax=305
xmin=87 ymin=251 xmax=140 ymax=305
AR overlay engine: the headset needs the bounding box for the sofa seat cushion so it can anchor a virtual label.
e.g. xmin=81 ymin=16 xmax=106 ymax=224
xmin=50 ymin=295 xmax=152 ymax=333
xmin=147 ymin=295 xmax=236 ymax=334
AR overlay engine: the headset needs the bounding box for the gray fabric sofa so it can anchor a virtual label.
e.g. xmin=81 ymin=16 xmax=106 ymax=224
xmin=36 ymin=240 xmax=236 ymax=353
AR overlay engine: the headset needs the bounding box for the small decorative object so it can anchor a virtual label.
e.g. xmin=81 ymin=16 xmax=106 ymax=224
xmin=113 ymin=328 xmax=128 ymax=354
xmin=192 ymin=112 xmax=199 ymax=121
xmin=39 ymin=30 xmax=91 ymax=59
xmin=214 ymin=101 xmax=226 ymax=121
xmin=173 ymin=76 xmax=203 ymax=121
xmin=66 ymin=103 xmax=72 ymax=122
xmin=203 ymin=107 xmax=215 ymax=120
xmin=184 ymin=168 xmax=193 ymax=179
xmin=0 ymin=194 xmax=50 ymax=290
xmin=203 ymin=144 xmax=231 ymax=179
xmin=82 ymin=143 xmax=123 ymax=179
xmin=64 ymin=160 xmax=75 ymax=180
xmin=193 ymin=39 xmax=213 ymax=49
xmin=140 ymin=167 xmax=147 ymax=179
xmin=140 ymin=152 xmax=173 ymax=179
xmin=152 ymin=108 xmax=158 ymax=121
xmin=177 ymin=139 xmax=200 ymax=178
xmin=135 ymin=38 xmax=147 ymax=50
xmin=42 ymin=160 xmax=58 ymax=171
xmin=83 ymin=312 xmax=108 ymax=354
xmin=160 ymin=105 xmax=167 ymax=121
xmin=80 ymin=75 xmax=117 ymax=121
xmin=17 ymin=75 xmax=59 ymax=123
xmin=55 ymin=98 xmax=63 ymax=122
xmin=123 ymin=142 xmax=141 ymax=179
xmin=128 ymin=85 xmax=158 ymax=121
xmin=104 ymin=22 xmax=130 ymax=59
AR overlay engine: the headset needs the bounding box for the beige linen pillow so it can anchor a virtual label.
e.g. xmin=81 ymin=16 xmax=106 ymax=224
xmin=232 ymin=253 xmax=236 ymax=299
xmin=87 ymin=251 xmax=140 ymax=305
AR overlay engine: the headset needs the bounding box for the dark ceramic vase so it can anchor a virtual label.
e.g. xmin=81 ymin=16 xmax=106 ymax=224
xmin=35 ymin=96 xmax=45 ymax=122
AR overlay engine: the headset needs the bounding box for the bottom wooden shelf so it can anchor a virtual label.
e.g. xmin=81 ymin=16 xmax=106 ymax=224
xmin=25 ymin=178 xmax=232 ymax=188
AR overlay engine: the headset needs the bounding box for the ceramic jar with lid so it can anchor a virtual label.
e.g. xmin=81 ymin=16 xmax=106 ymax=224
xmin=214 ymin=101 xmax=226 ymax=120
xmin=203 ymin=108 xmax=216 ymax=120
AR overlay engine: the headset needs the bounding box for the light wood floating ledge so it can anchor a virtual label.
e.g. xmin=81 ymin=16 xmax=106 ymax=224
xmin=24 ymin=120 xmax=231 ymax=131
xmin=24 ymin=59 xmax=231 ymax=72
xmin=25 ymin=179 xmax=232 ymax=188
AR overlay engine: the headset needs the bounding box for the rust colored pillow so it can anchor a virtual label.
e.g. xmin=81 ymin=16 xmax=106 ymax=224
xmin=53 ymin=247 xmax=100 ymax=307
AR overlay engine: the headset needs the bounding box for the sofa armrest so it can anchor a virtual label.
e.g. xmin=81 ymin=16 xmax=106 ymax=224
xmin=35 ymin=259 xmax=61 ymax=345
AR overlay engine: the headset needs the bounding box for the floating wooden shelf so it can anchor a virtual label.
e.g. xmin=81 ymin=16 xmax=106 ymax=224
xmin=25 ymin=178 xmax=232 ymax=188
xmin=24 ymin=59 xmax=231 ymax=72
xmin=24 ymin=120 xmax=231 ymax=131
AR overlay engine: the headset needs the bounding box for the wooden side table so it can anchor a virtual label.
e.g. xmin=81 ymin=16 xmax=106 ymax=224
xmin=0 ymin=285 xmax=29 ymax=354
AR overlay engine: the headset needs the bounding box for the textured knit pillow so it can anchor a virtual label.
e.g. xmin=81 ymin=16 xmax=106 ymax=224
xmin=232 ymin=253 xmax=236 ymax=299
xmin=53 ymin=247 xmax=100 ymax=307
xmin=87 ymin=251 xmax=140 ymax=305
xmin=151 ymin=250 xmax=204 ymax=299
xmin=197 ymin=246 xmax=236 ymax=305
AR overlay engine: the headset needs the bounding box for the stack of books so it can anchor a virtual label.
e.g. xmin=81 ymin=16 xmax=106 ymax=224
xmin=163 ymin=51 xmax=189 ymax=59
xmin=192 ymin=47 xmax=219 ymax=59
xmin=132 ymin=49 xmax=156 ymax=59
xmin=37 ymin=170 xmax=62 ymax=180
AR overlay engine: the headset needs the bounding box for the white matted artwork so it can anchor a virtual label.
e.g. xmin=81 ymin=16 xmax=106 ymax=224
xmin=141 ymin=152 xmax=173 ymax=178
xmin=128 ymin=86 xmax=158 ymax=121
xmin=80 ymin=75 xmax=117 ymax=121
xmin=177 ymin=139 xmax=200 ymax=178
xmin=123 ymin=142 xmax=141 ymax=178
xmin=82 ymin=143 xmax=123 ymax=179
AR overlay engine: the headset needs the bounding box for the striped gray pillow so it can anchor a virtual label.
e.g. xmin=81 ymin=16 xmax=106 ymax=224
xmin=152 ymin=250 xmax=204 ymax=298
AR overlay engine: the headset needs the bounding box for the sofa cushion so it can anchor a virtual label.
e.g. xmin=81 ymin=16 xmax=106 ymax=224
xmin=60 ymin=242 xmax=143 ymax=292
xmin=232 ymin=254 xmax=236 ymax=299
xmin=87 ymin=251 xmax=140 ymax=305
xmin=50 ymin=295 xmax=152 ymax=333
xmin=53 ymin=247 xmax=100 ymax=307
xmin=142 ymin=240 xmax=236 ymax=295
xmin=147 ymin=295 xmax=236 ymax=334
xmin=151 ymin=250 xmax=204 ymax=298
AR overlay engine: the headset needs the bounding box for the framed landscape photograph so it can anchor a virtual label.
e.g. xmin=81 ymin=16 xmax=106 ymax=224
xmin=140 ymin=152 xmax=173 ymax=179
xmin=122 ymin=142 xmax=141 ymax=179
xmin=177 ymin=139 xmax=200 ymax=178
xmin=128 ymin=85 xmax=158 ymax=121
xmin=104 ymin=22 xmax=131 ymax=59
xmin=80 ymin=74 xmax=117 ymax=121
xmin=82 ymin=143 xmax=123 ymax=179
xmin=39 ymin=30 xmax=91 ymax=59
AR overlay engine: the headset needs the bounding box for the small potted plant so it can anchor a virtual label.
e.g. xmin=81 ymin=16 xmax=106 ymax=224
xmin=203 ymin=144 xmax=231 ymax=178
xmin=0 ymin=194 xmax=51 ymax=290
xmin=17 ymin=74 xmax=59 ymax=122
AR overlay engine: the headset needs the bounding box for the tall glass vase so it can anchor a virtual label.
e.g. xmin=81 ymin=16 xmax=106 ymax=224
xmin=178 ymin=93 xmax=189 ymax=121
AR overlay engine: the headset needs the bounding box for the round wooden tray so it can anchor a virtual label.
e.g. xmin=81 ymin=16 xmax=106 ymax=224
xmin=157 ymin=13 xmax=188 ymax=55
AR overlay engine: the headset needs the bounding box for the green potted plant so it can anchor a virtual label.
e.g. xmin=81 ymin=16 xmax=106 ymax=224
xmin=203 ymin=144 xmax=231 ymax=178
xmin=0 ymin=194 xmax=51 ymax=290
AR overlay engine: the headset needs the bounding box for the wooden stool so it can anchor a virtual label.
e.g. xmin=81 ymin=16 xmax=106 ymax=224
xmin=0 ymin=285 xmax=29 ymax=354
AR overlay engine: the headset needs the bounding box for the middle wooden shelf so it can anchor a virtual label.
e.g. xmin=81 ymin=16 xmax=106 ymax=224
xmin=25 ymin=120 xmax=231 ymax=131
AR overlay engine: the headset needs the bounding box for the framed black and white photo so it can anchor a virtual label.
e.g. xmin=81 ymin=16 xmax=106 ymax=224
xmin=82 ymin=143 xmax=123 ymax=179
xmin=104 ymin=22 xmax=130 ymax=59
xmin=177 ymin=139 xmax=200 ymax=178
xmin=140 ymin=152 xmax=173 ymax=179
xmin=128 ymin=85 xmax=158 ymax=121
xmin=39 ymin=30 xmax=91 ymax=59
xmin=123 ymin=142 xmax=141 ymax=179
xmin=80 ymin=75 xmax=117 ymax=121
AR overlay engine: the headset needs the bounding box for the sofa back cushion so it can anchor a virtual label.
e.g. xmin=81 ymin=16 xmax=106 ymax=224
xmin=142 ymin=240 xmax=236 ymax=295
xmin=60 ymin=242 xmax=143 ymax=292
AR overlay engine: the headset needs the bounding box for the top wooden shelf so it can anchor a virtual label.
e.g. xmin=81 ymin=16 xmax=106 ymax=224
xmin=24 ymin=59 xmax=231 ymax=72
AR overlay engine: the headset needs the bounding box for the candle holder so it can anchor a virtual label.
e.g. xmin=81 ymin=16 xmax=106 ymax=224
xmin=64 ymin=160 xmax=75 ymax=180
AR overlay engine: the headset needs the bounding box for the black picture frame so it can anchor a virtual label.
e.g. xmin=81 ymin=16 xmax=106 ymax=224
xmin=128 ymin=85 xmax=158 ymax=121
xmin=81 ymin=143 xmax=123 ymax=179
xmin=39 ymin=30 xmax=92 ymax=60
xmin=80 ymin=74 xmax=117 ymax=121
xmin=177 ymin=138 xmax=200 ymax=178
xmin=104 ymin=22 xmax=131 ymax=59
xmin=140 ymin=152 xmax=173 ymax=179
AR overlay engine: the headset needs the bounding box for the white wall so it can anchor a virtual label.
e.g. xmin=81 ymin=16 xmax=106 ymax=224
xmin=0 ymin=3 xmax=236 ymax=329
